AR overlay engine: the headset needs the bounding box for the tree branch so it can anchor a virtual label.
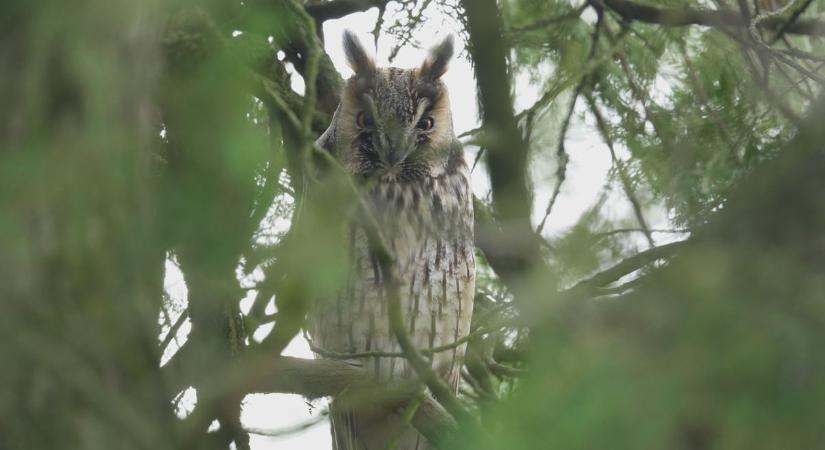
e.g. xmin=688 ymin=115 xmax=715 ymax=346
xmin=594 ymin=228 xmax=691 ymax=239
xmin=771 ymin=0 xmax=816 ymax=43
xmin=305 ymin=0 xmax=387 ymax=22
xmin=506 ymin=4 xmax=588 ymax=34
xmin=537 ymin=10 xmax=604 ymax=234
xmin=586 ymin=94 xmax=656 ymax=248
xmin=463 ymin=0 xmax=546 ymax=286
xmin=564 ymin=239 xmax=689 ymax=298
xmin=160 ymin=311 xmax=188 ymax=352
xmin=188 ymin=355 xmax=458 ymax=446
xmin=597 ymin=0 xmax=825 ymax=37
xmin=306 ymin=325 xmax=502 ymax=359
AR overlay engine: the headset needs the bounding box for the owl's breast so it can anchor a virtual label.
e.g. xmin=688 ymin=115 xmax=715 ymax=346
xmin=368 ymin=163 xmax=473 ymax=237
xmin=312 ymin=160 xmax=475 ymax=384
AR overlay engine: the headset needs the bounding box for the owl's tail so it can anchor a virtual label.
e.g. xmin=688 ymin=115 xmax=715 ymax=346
xmin=329 ymin=399 xmax=432 ymax=450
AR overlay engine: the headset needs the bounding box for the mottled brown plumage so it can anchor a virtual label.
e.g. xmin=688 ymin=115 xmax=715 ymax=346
xmin=311 ymin=32 xmax=474 ymax=450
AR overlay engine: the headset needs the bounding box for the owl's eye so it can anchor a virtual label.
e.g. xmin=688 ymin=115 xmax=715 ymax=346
xmin=416 ymin=116 xmax=434 ymax=131
xmin=356 ymin=112 xmax=373 ymax=128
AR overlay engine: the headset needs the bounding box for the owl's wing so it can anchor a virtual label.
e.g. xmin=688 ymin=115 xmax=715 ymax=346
xmin=315 ymin=103 xmax=341 ymax=154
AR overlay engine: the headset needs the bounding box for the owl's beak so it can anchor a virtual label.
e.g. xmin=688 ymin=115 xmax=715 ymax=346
xmin=377 ymin=122 xmax=413 ymax=169
xmin=385 ymin=148 xmax=402 ymax=166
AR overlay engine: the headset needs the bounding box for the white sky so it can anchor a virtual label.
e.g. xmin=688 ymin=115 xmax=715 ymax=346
xmin=161 ymin=5 xmax=679 ymax=449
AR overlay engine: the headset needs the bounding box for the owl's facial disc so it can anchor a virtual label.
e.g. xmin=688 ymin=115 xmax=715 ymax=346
xmin=335 ymin=32 xmax=456 ymax=181
xmin=357 ymin=96 xmax=433 ymax=178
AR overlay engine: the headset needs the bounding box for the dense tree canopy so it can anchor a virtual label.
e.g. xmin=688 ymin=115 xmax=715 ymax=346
xmin=2 ymin=0 xmax=824 ymax=449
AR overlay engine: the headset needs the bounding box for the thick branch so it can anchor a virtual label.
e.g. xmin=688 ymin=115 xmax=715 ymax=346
xmin=200 ymin=355 xmax=457 ymax=446
xmin=598 ymin=0 xmax=825 ymax=37
xmin=305 ymin=0 xmax=386 ymax=22
xmin=586 ymin=94 xmax=656 ymax=248
xmin=463 ymin=0 xmax=546 ymax=285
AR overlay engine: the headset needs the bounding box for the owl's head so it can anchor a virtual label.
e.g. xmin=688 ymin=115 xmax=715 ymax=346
xmin=318 ymin=31 xmax=460 ymax=182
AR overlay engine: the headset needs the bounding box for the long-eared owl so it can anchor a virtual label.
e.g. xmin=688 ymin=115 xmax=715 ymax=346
xmin=311 ymin=32 xmax=475 ymax=450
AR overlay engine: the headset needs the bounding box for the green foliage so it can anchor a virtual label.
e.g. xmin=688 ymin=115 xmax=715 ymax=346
xmin=3 ymin=0 xmax=825 ymax=449
xmin=504 ymin=0 xmax=800 ymax=228
xmin=455 ymin=244 xmax=825 ymax=450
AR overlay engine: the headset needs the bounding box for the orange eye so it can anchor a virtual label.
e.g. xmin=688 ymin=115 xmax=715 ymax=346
xmin=356 ymin=112 xmax=372 ymax=128
xmin=417 ymin=116 xmax=434 ymax=131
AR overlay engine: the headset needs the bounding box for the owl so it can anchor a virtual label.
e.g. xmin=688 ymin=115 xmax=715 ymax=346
xmin=311 ymin=32 xmax=475 ymax=450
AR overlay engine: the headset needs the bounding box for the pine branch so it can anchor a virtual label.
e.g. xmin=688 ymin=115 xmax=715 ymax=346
xmin=537 ymin=11 xmax=604 ymax=234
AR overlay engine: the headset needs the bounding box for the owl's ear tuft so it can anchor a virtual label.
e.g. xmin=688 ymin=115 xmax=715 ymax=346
xmin=343 ymin=30 xmax=375 ymax=76
xmin=419 ymin=35 xmax=454 ymax=80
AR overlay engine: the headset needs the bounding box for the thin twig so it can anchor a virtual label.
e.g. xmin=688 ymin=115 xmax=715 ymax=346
xmin=536 ymin=10 xmax=605 ymax=233
xmin=306 ymin=326 xmax=503 ymax=360
xmin=486 ymin=360 xmax=527 ymax=378
xmin=535 ymin=83 xmax=576 ymax=234
xmin=771 ymin=0 xmax=816 ymax=43
xmin=603 ymin=21 xmax=674 ymax=156
xmin=254 ymin=71 xmax=303 ymax=133
xmin=505 ymin=4 xmax=588 ymax=34
xmin=470 ymin=147 xmax=485 ymax=173
xmin=680 ymin=44 xmax=739 ymax=153
xmin=160 ymin=312 xmax=188 ymax=351
xmin=775 ymin=61 xmax=825 ymax=98
xmin=245 ymin=409 xmax=329 ymax=436
xmin=586 ymin=95 xmax=656 ymax=248
xmin=563 ymin=239 xmax=689 ymax=297
xmin=594 ymin=228 xmax=691 ymax=239
xmin=729 ymin=28 xmax=804 ymax=124
xmin=458 ymin=28 xmax=631 ymax=141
